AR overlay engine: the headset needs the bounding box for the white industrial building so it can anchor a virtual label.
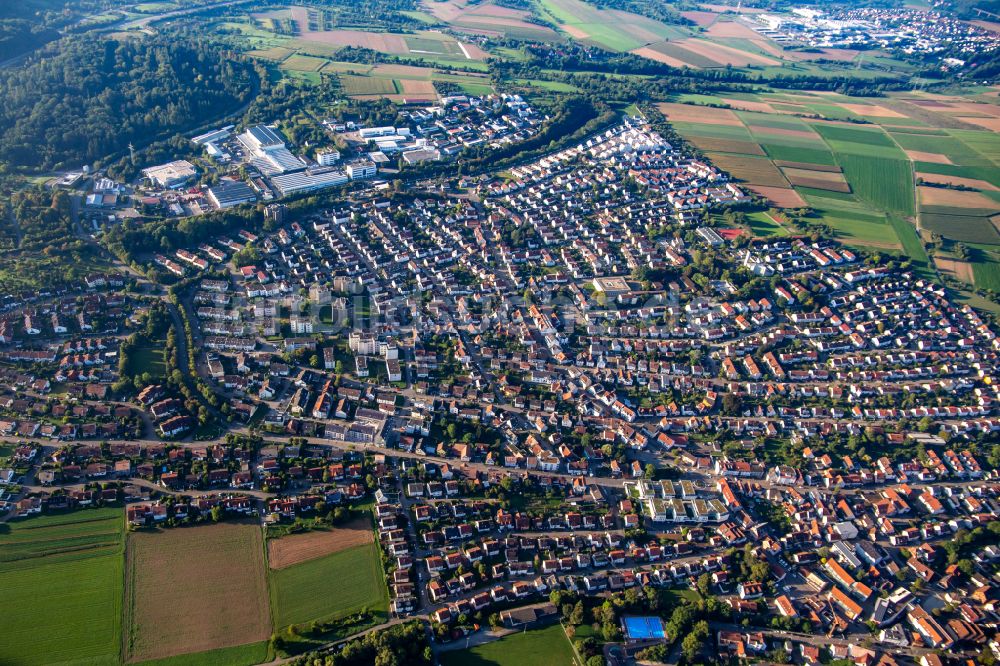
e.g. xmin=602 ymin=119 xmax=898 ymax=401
xmin=238 ymin=125 xmax=305 ymax=175
xmin=269 ymin=169 xmax=348 ymax=197
xmin=191 ymin=126 xmax=233 ymax=145
xmin=346 ymin=161 xmax=377 ymax=180
xmin=316 ymin=149 xmax=340 ymax=166
xmin=143 ymin=160 xmax=197 ymax=189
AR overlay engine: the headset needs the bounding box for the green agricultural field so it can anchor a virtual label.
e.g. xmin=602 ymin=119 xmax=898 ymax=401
xmin=671 ymin=121 xmax=756 ymax=142
xmin=813 ymin=122 xmax=907 ymax=159
xmin=950 ymin=129 xmax=1000 ymax=164
xmin=889 ymin=131 xmax=986 ymax=164
xmin=921 ymin=212 xmax=1000 ymax=244
xmin=673 ymin=93 xmax=728 ymax=105
xmin=914 ymin=162 xmax=1000 ymax=189
xmin=736 ymin=111 xmax=807 ymax=130
xmin=340 ymin=75 xmax=398 ymax=96
xmin=688 ymin=136 xmax=765 ymax=155
xmin=280 ymin=54 xmax=329 ymax=72
xmin=439 ymin=623 xmax=578 ymax=666
xmin=0 ymin=509 xmax=125 ymax=666
xmin=268 ymin=541 xmax=388 ymax=629
xmin=888 ymin=215 xmax=933 ymax=275
xmin=836 ymin=154 xmax=914 ymax=216
xmin=247 ymin=46 xmax=295 ymax=62
xmin=801 ymin=191 xmax=904 ymax=250
xmin=536 ymin=0 xmax=683 ymax=51
xmin=819 ymin=214 xmax=900 ymax=250
xmin=135 ymin=641 xmax=270 ymax=666
xmin=806 ymin=103 xmax=862 ymax=121
xmin=812 ymin=124 xmax=890 ymax=146
xmin=405 ymin=35 xmax=464 ymax=57
xmin=973 ymin=257 xmax=1000 ymax=293
xmin=761 ymin=144 xmax=836 ymax=166
xmin=453 ymin=81 xmax=494 ymax=95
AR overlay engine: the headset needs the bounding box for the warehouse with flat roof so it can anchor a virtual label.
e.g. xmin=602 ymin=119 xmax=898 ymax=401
xmin=269 ymin=169 xmax=348 ymax=197
xmin=142 ymin=160 xmax=197 ymax=189
xmin=207 ymin=180 xmax=257 ymax=209
xmin=238 ymin=125 xmax=305 ymax=175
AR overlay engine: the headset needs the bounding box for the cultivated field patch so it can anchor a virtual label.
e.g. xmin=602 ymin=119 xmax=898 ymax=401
xmin=673 ymin=38 xmax=780 ymax=67
xmin=321 ymin=62 xmax=374 ymax=75
xmin=280 ymin=54 xmax=328 ymax=72
xmin=773 ymin=160 xmax=842 ymax=172
xmin=436 ymin=0 xmax=561 ymax=40
xmin=269 ymin=541 xmax=388 ymax=629
xmin=643 ymin=41 xmax=717 ymax=68
xmin=747 ymin=185 xmax=807 ymax=207
xmin=681 ymin=10 xmax=719 ymax=26
xmin=837 ymin=103 xmax=906 ymax=118
xmin=781 ymin=167 xmax=847 ymax=182
xmin=400 ymin=79 xmax=439 ymax=98
xmin=722 ymin=98 xmax=779 ymax=113
xmin=687 ymin=136 xmax=765 ymax=155
xmin=538 ymin=0 xmax=680 ymax=51
xmin=631 ymin=46 xmax=688 ymax=67
xmin=267 ymin=519 xmax=375 ymax=570
xmin=973 ymin=259 xmax=1000 ymax=292
xmin=934 ymin=256 xmax=975 ymax=283
xmin=762 ymin=144 xmax=837 ymax=166
xmin=340 ymin=75 xmax=398 ymax=96
xmin=657 ymin=103 xmax=743 ymax=126
xmin=955 ymin=115 xmax=1000 ymax=131
xmin=0 ymin=510 xmax=124 ymax=666
xmin=247 ymin=46 xmax=295 ymax=61
xmin=918 ymin=185 xmax=998 ymax=209
xmin=126 ymin=523 xmax=271 ymax=663
xmin=372 ymin=63 xmax=435 ymax=78
xmin=748 ymin=125 xmax=818 ymax=140
xmin=704 ymin=20 xmax=762 ymax=39
xmin=905 ymin=150 xmax=953 ymax=164
xmin=915 ymin=172 xmax=999 ymax=191
xmin=921 ymin=212 xmax=1000 ymax=244
xmin=782 ymin=167 xmax=851 ymax=192
xmin=706 ymin=153 xmax=789 ymax=187
xmin=295 ymin=29 xmax=409 ymax=53
xmin=838 ymin=155 xmax=914 ymax=215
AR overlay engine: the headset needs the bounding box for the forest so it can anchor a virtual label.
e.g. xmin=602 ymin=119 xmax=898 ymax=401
xmin=0 ymin=35 xmax=258 ymax=171
xmin=0 ymin=19 xmax=59 ymax=61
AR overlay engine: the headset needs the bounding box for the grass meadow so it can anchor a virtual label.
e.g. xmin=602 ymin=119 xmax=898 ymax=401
xmin=439 ymin=623 xmax=578 ymax=666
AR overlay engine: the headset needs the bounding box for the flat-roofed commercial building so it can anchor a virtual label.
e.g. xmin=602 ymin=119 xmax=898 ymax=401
xmin=269 ymin=169 xmax=348 ymax=197
xmin=238 ymin=125 xmax=305 ymax=175
xmin=207 ymin=180 xmax=257 ymax=209
xmin=346 ymin=161 xmax=377 ymax=180
xmin=143 ymin=160 xmax=197 ymax=189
